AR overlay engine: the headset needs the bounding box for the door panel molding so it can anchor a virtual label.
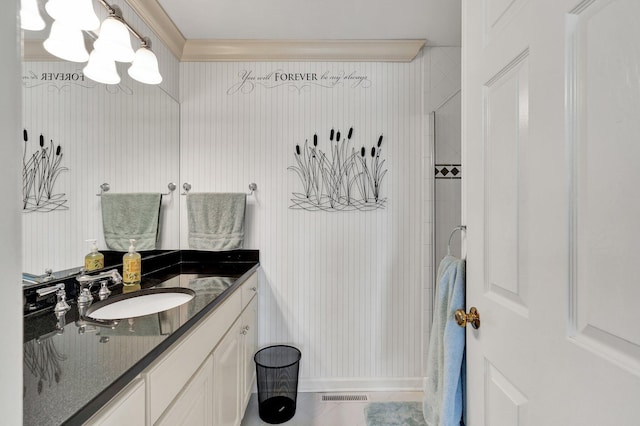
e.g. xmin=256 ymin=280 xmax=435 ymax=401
xmin=568 ymin=0 xmax=640 ymax=376
xmin=483 ymin=49 xmax=530 ymax=318
xmin=484 ymin=359 xmax=528 ymax=426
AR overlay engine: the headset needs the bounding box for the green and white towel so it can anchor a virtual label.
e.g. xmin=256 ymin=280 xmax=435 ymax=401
xmin=187 ymin=193 xmax=246 ymax=250
xmin=101 ymin=193 xmax=162 ymax=251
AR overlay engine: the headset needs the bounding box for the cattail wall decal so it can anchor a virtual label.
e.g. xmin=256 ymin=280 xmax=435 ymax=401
xmin=289 ymin=127 xmax=388 ymax=211
xmin=22 ymin=129 xmax=69 ymax=212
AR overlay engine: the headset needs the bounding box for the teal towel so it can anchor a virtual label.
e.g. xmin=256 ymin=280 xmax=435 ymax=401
xmin=101 ymin=193 xmax=162 ymax=251
xmin=423 ymin=255 xmax=465 ymax=426
xmin=187 ymin=193 xmax=246 ymax=250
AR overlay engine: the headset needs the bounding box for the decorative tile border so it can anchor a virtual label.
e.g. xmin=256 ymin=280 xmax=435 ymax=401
xmin=435 ymin=164 xmax=462 ymax=179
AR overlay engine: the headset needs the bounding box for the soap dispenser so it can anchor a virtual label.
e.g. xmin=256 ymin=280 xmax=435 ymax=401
xmin=84 ymin=239 xmax=104 ymax=272
xmin=122 ymin=239 xmax=141 ymax=286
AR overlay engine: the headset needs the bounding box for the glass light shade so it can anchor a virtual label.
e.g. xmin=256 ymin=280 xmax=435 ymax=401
xmin=94 ymin=17 xmax=135 ymax=63
xmin=128 ymin=47 xmax=162 ymax=85
xmin=21 ymin=0 xmax=46 ymax=31
xmin=43 ymin=21 xmax=89 ymax=62
xmin=83 ymin=48 xmax=120 ymax=85
xmin=45 ymin=0 xmax=100 ymax=31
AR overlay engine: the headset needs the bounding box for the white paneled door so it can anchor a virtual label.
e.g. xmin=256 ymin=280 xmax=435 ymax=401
xmin=463 ymin=0 xmax=640 ymax=424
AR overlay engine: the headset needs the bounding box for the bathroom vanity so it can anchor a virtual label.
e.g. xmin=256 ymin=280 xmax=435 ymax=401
xmin=22 ymin=250 xmax=259 ymax=426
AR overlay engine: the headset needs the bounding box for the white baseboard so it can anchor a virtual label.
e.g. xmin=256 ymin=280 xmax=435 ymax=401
xmin=297 ymin=377 xmax=423 ymax=393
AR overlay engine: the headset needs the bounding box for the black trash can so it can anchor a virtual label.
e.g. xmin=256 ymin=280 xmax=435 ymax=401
xmin=254 ymin=345 xmax=302 ymax=424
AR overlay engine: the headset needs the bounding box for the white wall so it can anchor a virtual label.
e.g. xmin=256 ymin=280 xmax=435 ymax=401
xmin=180 ymin=60 xmax=429 ymax=390
xmin=1 ymin=0 xmax=23 ymax=423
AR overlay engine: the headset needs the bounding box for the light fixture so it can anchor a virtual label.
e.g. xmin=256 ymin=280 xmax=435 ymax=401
xmin=45 ymin=0 xmax=100 ymax=31
xmin=20 ymin=0 xmax=46 ymax=31
xmin=24 ymin=0 xmax=163 ymax=85
xmin=128 ymin=39 xmax=162 ymax=85
xmin=83 ymin=48 xmax=120 ymax=85
xmin=43 ymin=20 xmax=89 ymax=63
xmin=93 ymin=8 xmax=135 ymax=63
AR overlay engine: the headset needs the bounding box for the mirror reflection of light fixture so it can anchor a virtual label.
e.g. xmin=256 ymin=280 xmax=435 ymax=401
xmin=20 ymin=0 xmax=46 ymax=31
xmin=128 ymin=39 xmax=162 ymax=85
xmin=83 ymin=48 xmax=120 ymax=85
xmin=93 ymin=10 xmax=135 ymax=63
xmin=45 ymin=0 xmax=100 ymax=31
xmin=24 ymin=0 xmax=163 ymax=86
xmin=43 ymin=20 xmax=90 ymax=63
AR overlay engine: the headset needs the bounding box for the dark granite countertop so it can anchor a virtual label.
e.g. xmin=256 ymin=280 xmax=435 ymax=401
xmin=23 ymin=250 xmax=259 ymax=426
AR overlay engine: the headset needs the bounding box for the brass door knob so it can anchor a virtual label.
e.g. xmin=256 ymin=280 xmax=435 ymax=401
xmin=455 ymin=307 xmax=480 ymax=329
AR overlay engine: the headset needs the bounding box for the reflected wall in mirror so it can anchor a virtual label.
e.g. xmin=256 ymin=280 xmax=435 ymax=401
xmin=22 ymin=60 xmax=180 ymax=276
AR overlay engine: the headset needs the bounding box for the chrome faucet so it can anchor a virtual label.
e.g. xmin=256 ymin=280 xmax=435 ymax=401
xmin=76 ymin=269 xmax=122 ymax=315
xmin=76 ymin=269 xmax=122 ymax=285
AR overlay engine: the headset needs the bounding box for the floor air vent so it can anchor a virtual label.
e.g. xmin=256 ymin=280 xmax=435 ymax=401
xmin=321 ymin=394 xmax=369 ymax=402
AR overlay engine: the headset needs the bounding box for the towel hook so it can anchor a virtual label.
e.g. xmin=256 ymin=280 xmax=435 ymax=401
xmin=447 ymin=225 xmax=467 ymax=256
xmin=248 ymin=183 xmax=257 ymax=195
xmin=181 ymin=182 xmax=192 ymax=195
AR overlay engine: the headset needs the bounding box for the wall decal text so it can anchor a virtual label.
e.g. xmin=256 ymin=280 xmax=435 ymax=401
xmin=227 ymin=69 xmax=371 ymax=94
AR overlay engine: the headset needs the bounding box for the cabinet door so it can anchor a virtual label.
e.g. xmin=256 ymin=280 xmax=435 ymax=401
xmin=85 ymin=378 xmax=145 ymax=426
xmin=213 ymin=321 xmax=242 ymax=426
xmin=241 ymin=296 xmax=258 ymax=412
xmin=156 ymin=355 xmax=213 ymax=426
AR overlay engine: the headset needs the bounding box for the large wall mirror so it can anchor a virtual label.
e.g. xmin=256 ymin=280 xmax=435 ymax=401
xmin=21 ymin=39 xmax=180 ymax=276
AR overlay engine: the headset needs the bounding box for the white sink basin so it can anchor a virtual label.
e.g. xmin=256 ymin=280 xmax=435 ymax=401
xmin=86 ymin=287 xmax=195 ymax=320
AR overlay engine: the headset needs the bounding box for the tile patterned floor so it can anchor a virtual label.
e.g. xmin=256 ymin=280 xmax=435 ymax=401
xmin=241 ymin=392 xmax=424 ymax=426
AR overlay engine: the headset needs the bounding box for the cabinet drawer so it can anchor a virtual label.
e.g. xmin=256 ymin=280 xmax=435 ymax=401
xmin=241 ymin=272 xmax=258 ymax=309
xmin=146 ymin=289 xmax=242 ymax=424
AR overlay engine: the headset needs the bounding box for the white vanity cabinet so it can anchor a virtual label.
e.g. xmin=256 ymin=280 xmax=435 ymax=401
xmin=240 ymin=296 xmax=258 ymax=410
xmin=156 ymin=355 xmax=214 ymax=426
xmin=212 ymin=279 xmax=259 ymax=425
xmin=212 ymin=318 xmax=242 ymax=425
xmin=84 ymin=271 xmax=258 ymax=426
xmin=85 ymin=378 xmax=146 ymax=426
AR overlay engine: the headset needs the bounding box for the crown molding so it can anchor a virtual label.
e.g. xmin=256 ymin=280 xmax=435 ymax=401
xmin=181 ymin=39 xmax=426 ymax=62
xmin=125 ymin=0 xmax=186 ymax=60
xmin=124 ymin=1 xmax=425 ymax=62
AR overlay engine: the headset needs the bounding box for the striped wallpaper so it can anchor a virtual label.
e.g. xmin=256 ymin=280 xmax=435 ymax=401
xmin=180 ymin=59 xmax=428 ymax=389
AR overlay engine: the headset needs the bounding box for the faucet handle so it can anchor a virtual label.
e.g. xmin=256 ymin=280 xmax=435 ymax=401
xmin=36 ymin=283 xmax=65 ymax=299
xmin=53 ymin=286 xmax=70 ymax=318
xmin=110 ymin=270 xmax=123 ymax=285
xmin=98 ymin=281 xmax=111 ymax=301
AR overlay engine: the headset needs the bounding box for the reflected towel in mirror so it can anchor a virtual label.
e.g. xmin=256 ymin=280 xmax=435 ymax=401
xmin=101 ymin=193 xmax=162 ymax=251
